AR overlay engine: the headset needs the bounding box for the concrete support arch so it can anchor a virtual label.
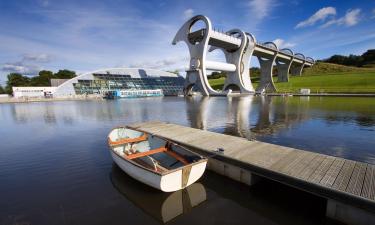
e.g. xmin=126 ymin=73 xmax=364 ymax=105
xmin=291 ymin=53 xmax=306 ymax=76
xmin=256 ymin=54 xmax=277 ymax=93
xmin=256 ymin=41 xmax=278 ymax=93
xmin=276 ymin=48 xmax=294 ymax=82
xmin=290 ymin=63 xmax=305 ymax=76
xmin=172 ymin=15 xmax=255 ymax=96
xmin=172 ymin=15 xmax=219 ymax=96
xmin=217 ymin=29 xmax=255 ymax=93
xmin=276 ymin=60 xmax=293 ymax=82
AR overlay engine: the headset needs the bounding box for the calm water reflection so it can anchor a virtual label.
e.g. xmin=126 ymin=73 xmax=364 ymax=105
xmin=0 ymin=96 xmax=374 ymax=224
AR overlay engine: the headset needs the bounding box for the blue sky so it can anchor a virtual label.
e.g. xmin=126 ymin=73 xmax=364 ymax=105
xmin=0 ymin=0 xmax=374 ymax=85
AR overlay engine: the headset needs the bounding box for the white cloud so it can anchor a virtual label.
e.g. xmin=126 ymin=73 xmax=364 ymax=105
xmin=183 ymin=9 xmax=194 ymax=20
xmin=22 ymin=53 xmax=53 ymax=63
xmin=273 ymin=38 xmax=296 ymax=49
xmin=321 ymin=9 xmax=361 ymax=28
xmin=248 ymin=0 xmax=275 ymax=21
xmin=128 ymin=56 xmax=189 ymax=70
xmin=1 ymin=53 xmax=53 ymax=76
xmin=296 ymin=7 xmax=336 ymax=28
xmin=372 ymin=8 xmax=375 ymax=19
xmin=2 ymin=62 xmax=41 ymax=75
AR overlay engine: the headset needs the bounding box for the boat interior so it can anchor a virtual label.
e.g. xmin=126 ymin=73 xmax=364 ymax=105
xmin=109 ymin=128 xmax=203 ymax=173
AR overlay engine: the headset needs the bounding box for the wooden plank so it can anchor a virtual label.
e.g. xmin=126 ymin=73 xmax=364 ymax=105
xmin=165 ymin=150 xmax=189 ymax=165
xmin=319 ymin=158 xmax=345 ymax=187
xmin=130 ymin=121 xmax=171 ymax=131
xmin=157 ymin=127 xmax=197 ymax=139
xmin=239 ymin=144 xmax=295 ymax=169
xmin=332 ymin=160 xmax=356 ymax=191
xmin=296 ymin=154 xmax=327 ymax=180
xmin=171 ymin=130 xmax=213 ymax=144
xmin=281 ymin=151 xmax=315 ymax=175
xmin=269 ymin=150 xmax=301 ymax=172
xmin=346 ymin=162 xmax=367 ymax=196
xmin=127 ymin=147 xmax=167 ymax=159
xmin=308 ymin=156 xmax=336 ymax=183
xmin=361 ymin=164 xmax=375 ymax=200
xmin=139 ymin=124 xmax=180 ymax=134
xmin=108 ymin=133 xmax=147 ymax=146
xmin=287 ymin=152 xmax=318 ymax=177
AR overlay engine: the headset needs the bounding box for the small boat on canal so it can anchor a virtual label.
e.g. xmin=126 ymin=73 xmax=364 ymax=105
xmin=107 ymin=127 xmax=207 ymax=192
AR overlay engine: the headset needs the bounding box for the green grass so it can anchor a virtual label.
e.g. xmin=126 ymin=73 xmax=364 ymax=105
xmin=209 ymin=77 xmax=226 ymax=90
xmin=208 ymin=63 xmax=375 ymax=93
xmin=276 ymin=72 xmax=375 ymax=93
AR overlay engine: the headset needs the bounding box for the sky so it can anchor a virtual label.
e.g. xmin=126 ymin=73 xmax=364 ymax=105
xmin=0 ymin=0 xmax=374 ymax=85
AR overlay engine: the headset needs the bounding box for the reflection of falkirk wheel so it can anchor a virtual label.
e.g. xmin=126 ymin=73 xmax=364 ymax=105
xmin=172 ymin=15 xmax=255 ymax=96
xmin=173 ymin=15 xmax=315 ymax=96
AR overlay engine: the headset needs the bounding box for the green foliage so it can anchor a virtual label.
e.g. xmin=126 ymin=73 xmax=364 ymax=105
xmin=54 ymin=69 xmax=76 ymax=79
xmin=208 ymin=71 xmax=226 ymax=79
xmin=323 ymin=49 xmax=375 ymax=67
xmin=208 ymin=67 xmax=260 ymax=80
xmin=4 ymin=70 xmax=76 ymax=94
xmin=250 ymin=67 xmax=260 ymax=77
xmin=302 ymin=62 xmax=374 ymax=75
xmin=5 ymin=73 xmax=31 ymax=94
xmin=167 ymin=70 xmax=180 ymax=75
xmin=30 ymin=70 xmax=55 ymax=86
xmin=0 ymin=85 xmax=5 ymax=94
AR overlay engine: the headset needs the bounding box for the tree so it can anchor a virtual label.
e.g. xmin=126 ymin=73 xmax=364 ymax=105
xmin=250 ymin=67 xmax=260 ymax=77
xmin=30 ymin=70 xmax=54 ymax=86
xmin=0 ymin=85 xmax=5 ymax=94
xmin=5 ymin=73 xmax=30 ymax=94
xmin=4 ymin=69 xmax=78 ymax=95
xmin=361 ymin=49 xmax=375 ymax=66
xmin=323 ymin=49 xmax=375 ymax=67
xmin=54 ymin=70 xmax=76 ymax=79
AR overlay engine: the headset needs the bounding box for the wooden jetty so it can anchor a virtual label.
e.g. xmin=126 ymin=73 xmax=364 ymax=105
xmin=128 ymin=121 xmax=375 ymax=225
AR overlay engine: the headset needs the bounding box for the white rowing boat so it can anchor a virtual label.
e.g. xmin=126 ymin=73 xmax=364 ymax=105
xmin=107 ymin=126 xmax=207 ymax=192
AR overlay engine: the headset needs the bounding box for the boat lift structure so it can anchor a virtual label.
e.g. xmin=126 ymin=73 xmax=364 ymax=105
xmin=172 ymin=15 xmax=314 ymax=96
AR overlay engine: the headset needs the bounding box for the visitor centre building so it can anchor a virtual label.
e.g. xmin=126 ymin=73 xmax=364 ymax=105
xmin=51 ymin=68 xmax=185 ymax=97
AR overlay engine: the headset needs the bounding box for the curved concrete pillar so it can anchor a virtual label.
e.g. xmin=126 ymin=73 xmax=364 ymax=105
xmin=291 ymin=53 xmax=306 ymax=76
xmin=276 ymin=48 xmax=294 ymax=82
xmin=211 ymin=30 xmax=255 ymax=93
xmin=290 ymin=62 xmax=305 ymax=76
xmin=172 ymin=15 xmax=221 ymax=96
xmin=173 ymin=15 xmax=256 ymax=96
xmin=256 ymin=54 xmax=277 ymax=93
xmin=276 ymin=59 xmax=293 ymax=82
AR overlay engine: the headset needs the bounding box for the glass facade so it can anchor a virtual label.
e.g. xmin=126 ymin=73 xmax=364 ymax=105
xmin=73 ymin=73 xmax=185 ymax=96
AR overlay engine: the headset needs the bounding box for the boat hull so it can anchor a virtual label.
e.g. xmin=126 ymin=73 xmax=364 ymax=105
xmin=110 ymin=151 xmax=207 ymax=192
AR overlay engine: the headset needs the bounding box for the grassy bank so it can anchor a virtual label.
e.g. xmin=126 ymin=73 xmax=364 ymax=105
xmin=276 ymin=72 xmax=375 ymax=93
xmin=208 ymin=63 xmax=375 ymax=93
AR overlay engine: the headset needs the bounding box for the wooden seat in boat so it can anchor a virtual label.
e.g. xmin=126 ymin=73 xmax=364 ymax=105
xmin=108 ymin=133 xmax=148 ymax=146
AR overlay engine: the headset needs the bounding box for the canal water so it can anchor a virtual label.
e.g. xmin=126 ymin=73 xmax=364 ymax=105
xmin=0 ymin=96 xmax=374 ymax=225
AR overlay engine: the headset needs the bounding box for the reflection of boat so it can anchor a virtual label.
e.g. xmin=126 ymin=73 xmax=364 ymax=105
xmin=107 ymin=127 xmax=207 ymax=192
xmin=110 ymin=164 xmax=207 ymax=223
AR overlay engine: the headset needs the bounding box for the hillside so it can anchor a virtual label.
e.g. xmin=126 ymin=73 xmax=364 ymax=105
xmin=322 ymin=49 xmax=375 ymax=67
xmin=208 ymin=62 xmax=375 ymax=93
xmin=301 ymin=62 xmax=374 ymax=75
